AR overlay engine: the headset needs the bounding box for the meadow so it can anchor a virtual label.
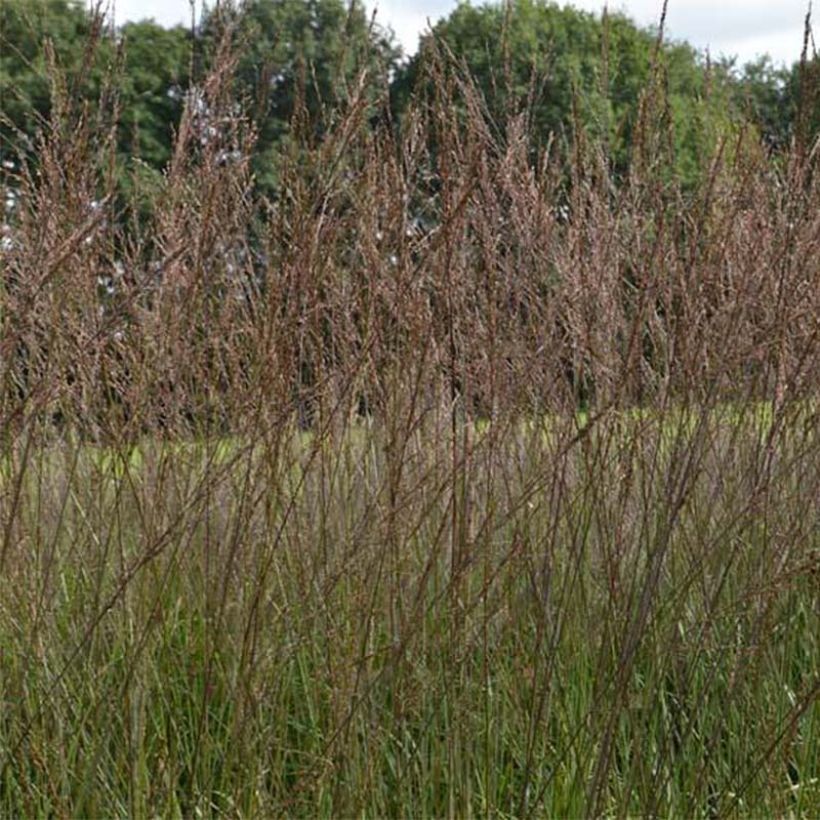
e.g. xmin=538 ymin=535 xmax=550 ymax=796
xmin=0 ymin=21 xmax=818 ymax=817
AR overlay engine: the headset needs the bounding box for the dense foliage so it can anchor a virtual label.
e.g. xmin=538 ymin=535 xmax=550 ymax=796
xmin=2 ymin=0 xmax=815 ymax=190
xmin=392 ymin=1 xmax=733 ymax=180
xmin=203 ymin=0 xmax=399 ymax=190
xmin=1 ymin=0 xmax=99 ymax=161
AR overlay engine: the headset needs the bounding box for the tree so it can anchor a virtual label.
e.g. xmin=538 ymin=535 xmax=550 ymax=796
xmin=790 ymin=52 xmax=820 ymax=149
xmin=201 ymin=0 xmax=400 ymax=193
xmin=390 ymin=0 xmax=738 ymax=184
xmin=0 ymin=2 xmax=191 ymax=173
xmin=0 ymin=0 xmax=98 ymax=163
xmin=116 ymin=21 xmax=192 ymax=171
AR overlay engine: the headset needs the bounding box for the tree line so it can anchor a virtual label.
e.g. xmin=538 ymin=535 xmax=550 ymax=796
xmin=1 ymin=0 xmax=817 ymax=195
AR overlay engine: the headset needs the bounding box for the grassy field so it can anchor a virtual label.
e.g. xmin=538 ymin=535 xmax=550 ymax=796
xmin=1 ymin=404 xmax=817 ymax=816
xmin=1 ymin=17 xmax=819 ymax=816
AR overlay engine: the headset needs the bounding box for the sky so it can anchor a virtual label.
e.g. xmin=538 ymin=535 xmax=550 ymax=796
xmin=110 ymin=0 xmax=815 ymax=68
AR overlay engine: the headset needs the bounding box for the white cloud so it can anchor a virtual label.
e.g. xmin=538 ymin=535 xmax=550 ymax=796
xmin=112 ymin=0 xmax=815 ymax=66
xmin=105 ymin=0 xmax=197 ymax=28
xmin=375 ymin=0 xmax=453 ymax=55
xmin=571 ymin=0 xmax=812 ymax=66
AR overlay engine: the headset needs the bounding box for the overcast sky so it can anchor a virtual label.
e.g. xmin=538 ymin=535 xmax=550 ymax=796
xmin=111 ymin=0 xmax=815 ymax=67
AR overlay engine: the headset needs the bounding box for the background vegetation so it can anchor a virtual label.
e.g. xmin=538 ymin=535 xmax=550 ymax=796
xmin=3 ymin=0 xmax=817 ymax=186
